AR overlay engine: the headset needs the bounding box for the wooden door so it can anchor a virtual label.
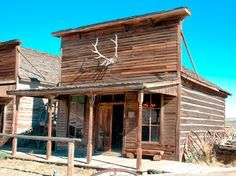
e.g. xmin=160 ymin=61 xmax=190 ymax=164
xmin=97 ymin=105 xmax=112 ymax=152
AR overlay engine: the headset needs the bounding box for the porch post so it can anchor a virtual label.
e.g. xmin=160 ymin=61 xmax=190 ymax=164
xmin=136 ymin=90 xmax=143 ymax=170
xmin=87 ymin=93 xmax=95 ymax=164
xmin=12 ymin=96 xmax=20 ymax=156
xmin=46 ymin=96 xmax=54 ymax=160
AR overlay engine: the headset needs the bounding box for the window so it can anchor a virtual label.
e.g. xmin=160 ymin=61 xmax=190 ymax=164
xmin=68 ymin=96 xmax=85 ymax=138
xmin=142 ymin=93 xmax=160 ymax=142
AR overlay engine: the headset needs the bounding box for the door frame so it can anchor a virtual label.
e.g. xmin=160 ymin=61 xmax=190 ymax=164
xmin=96 ymin=102 xmax=124 ymax=152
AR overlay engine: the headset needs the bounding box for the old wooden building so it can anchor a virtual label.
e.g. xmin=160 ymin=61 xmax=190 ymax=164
xmin=0 ymin=40 xmax=60 ymax=146
xmin=7 ymin=7 xmax=229 ymax=169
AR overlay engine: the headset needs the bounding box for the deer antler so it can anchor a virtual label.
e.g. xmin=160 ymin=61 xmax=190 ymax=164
xmin=91 ymin=35 xmax=118 ymax=66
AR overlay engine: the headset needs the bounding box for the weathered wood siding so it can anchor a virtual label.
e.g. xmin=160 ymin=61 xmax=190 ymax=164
xmin=124 ymin=92 xmax=177 ymax=160
xmin=0 ymin=46 xmax=16 ymax=83
xmin=179 ymin=79 xmax=225 ymax=158
xmin=56 ymin=97 xmax=69 ymax=149
xmin=18 ymin=97 xmax=47 ymax=133
xmin=61 ymin=20 xmax=180 ymax=85
xmin=0 ymin=98 xmax=14 ymax=146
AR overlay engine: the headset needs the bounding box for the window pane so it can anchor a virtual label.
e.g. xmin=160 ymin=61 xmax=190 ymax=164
xmin=142 ymin=109 xmax=149 ymax=125
xmin=151 ymin=109 xmax=160 ymax=124
xmin=143 ymin=94 xmax=150 ymax=108
xmin=151 ymin=94 xmax=161 ymax=108
xmin=151 ymin=126 xmax=159 ymax=142
xmin=114 ymin=94 xmax=125 ymax=102
xmin=100 ymin=95 xmax=113 ymax=102
xmin=142 ymin=126 xmax=149 ymax=141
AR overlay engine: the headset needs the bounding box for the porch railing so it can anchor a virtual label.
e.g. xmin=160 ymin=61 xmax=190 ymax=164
xmin=0 ymin=133 xmax=81 ymax=176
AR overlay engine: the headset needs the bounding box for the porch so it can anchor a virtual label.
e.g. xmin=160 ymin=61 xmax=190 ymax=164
xmin=1 ymin=147 xmax=236 ymax=175
xmin=7 ymin=79 xmax=180 ymax=170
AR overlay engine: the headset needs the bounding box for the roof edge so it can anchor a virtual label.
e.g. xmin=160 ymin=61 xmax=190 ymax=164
xmin=52 ymin=7 xmax=191 ymax=37
xmin=0 ymin=39 xmax=22 ymax=47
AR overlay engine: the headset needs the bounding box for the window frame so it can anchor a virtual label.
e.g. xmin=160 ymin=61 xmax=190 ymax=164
xmin=142 ymin=93 xmax=161 ymax=143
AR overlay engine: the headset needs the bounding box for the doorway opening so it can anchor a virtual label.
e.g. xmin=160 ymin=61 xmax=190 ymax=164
xmin=0 ymin=105 xmax=4 ymax=133
xmin=112 ymin=104 xmax=124 ymax=150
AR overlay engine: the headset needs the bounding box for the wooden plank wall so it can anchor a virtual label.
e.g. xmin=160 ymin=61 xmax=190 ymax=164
xmin=179 ymin=79 xmax=225 ymax=159
xmin=0 ymin=45 xmax=16 ymax=83
xmin=56 ymin=97 xmax=69 ymax=149
xmin=18 ymin=97 xmax=48 ymax=134
xmin=0 ymin=98 xmax=14 ymax=146
xmin=61 ymin=19 xmax=180 ymax=85
xmin=0 ymin=84 xmax=16 ymax=146
xmin=124 ymin=92 xmax=177 ymax=160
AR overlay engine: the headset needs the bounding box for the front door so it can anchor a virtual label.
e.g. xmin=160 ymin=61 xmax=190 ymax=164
xmin=97 ymin=105 xmax=112 ymax=152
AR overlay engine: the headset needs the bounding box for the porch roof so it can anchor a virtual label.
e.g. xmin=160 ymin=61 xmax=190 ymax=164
xmin=7 ymin=79 xmax=179 ymax=98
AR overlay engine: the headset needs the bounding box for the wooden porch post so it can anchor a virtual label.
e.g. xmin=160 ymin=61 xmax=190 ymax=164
xmin=46 ymin=96 xmax=54 ymax=160
xmin=136 ymin=90 xmax=143 ymax=170
xmin=12 ymin=96 xmax=20 ymax=156
xmin=87 ymin=94 xmax=95 ymax=164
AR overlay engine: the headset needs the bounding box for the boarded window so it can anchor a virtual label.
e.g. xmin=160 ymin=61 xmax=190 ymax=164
xmin=68 ymin=96 xmax=85 ymax=138
xmin=142 ymin=93 xmax=160 ymax=142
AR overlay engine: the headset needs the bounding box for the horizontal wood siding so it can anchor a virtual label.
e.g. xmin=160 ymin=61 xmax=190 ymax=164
xmin=61 ymin=20 xmax=179 ymax=85
xmin=179 ymin=79 xmax=226 ymax=158
xmin=0 ymin=98 xmax=14 ymax=146
xmin=0 ymin=46 xmax=16 ymax=83
xmin=18 ymin=97 xmax=48 ymax=134
xmin=162 ymin=95 xmax=177 ymax=159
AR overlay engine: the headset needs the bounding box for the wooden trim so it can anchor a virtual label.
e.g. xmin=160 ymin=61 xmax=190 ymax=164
xmin=12 ymin=96 xmax=20 ymax=156
xmin=87 ymin=94 xmax=95 ymax=164
xmin=160 ymin=94 xmax=164 ymax=144
xmin=15 ymin=46 xmax=21 ymax=87
xmin=67 ymin=142 xmax=74 ymax=176
xmin=136 ymin=90 xmax=143 ymax=170
xmin=175 ymin=21 xmax=182 ymax=161
xmin=52 ymin=8 xmax=191 ymax=37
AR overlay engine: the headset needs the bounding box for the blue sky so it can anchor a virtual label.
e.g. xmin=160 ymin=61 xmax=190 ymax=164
xmin=0 ymin=0 xmax=235 ymax=118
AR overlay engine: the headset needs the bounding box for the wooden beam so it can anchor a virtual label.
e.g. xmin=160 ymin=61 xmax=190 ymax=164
xmin=46 ymin=96 xmax=54 ymax=160
xmin=67 ymin=142 xmax=74 ymax=176
xmin=87 ymin=94 xmax=95 ymax=164
xmin=136 ymin=90 xmax=143 ymax=170
xmin=12 ymin=96 xmax=20 ymax=156
xmin=160 ymin=94 xmax=164 ymax=144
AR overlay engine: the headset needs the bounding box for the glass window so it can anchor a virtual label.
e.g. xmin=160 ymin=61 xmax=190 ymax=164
xmin=142 ymin=93 xmax=161 ymax=142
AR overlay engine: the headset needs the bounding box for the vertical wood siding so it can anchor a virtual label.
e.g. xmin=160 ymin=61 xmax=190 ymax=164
xmin=61 ymin=20 xmax=179 ymax=85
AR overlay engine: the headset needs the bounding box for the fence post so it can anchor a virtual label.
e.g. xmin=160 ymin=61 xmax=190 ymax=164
xmin=67 ymin=142 xmax=74 ymax=176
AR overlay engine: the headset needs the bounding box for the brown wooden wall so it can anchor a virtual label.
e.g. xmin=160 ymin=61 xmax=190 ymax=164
xmin=18 ymin=97 xmax=47 ymax=134
xmin=179 ymin=79 xmax=225 ymax=159
xmin=61 ymin=19 xmax=180 ymax=85
xmin=124 ymin=92 xmax=177 ymax=160
xmin=0 ymin=46 xmax=16 ymax=83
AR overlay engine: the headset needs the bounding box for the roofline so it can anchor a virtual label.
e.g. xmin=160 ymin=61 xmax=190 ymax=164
xmin=52 ymin=7 xmax=191 ymax=37
xmin=181 ymin=74 xmax=231 ymax=97
xmin=0 ymin=39 xmax=22 ymax=48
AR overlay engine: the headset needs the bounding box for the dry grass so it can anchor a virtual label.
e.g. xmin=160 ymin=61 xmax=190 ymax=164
xmin=0 ymin=158 xmax=96 ymax=176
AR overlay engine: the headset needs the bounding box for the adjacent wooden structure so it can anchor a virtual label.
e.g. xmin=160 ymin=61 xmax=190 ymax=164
xmin=7 ymin=7 xmax=230 ymax=170
xmin=0 ymin=40 xmax=60 ymax=146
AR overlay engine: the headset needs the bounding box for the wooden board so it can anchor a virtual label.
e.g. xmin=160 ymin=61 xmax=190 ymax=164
xmin=60 ymin=19 xmax=179 ymax=85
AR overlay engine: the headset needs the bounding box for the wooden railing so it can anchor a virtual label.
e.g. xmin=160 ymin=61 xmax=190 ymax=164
xmin=0 ymin=133 xmax=81 ymax=176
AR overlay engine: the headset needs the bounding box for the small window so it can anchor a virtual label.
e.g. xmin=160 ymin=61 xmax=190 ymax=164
xmin=142 ymin=93 xmax=161 ymax=142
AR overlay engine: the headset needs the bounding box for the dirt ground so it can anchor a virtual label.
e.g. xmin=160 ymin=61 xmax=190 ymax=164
xmin=0 ymin=159 xmax=96 ymax=176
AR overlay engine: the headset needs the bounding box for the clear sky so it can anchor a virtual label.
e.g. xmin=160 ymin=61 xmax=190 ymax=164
xmin=0 ymin=0 xmax=235 ymax=118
